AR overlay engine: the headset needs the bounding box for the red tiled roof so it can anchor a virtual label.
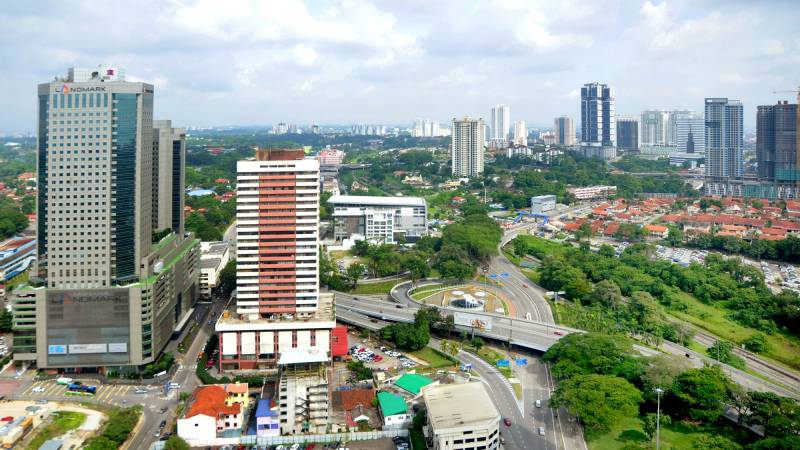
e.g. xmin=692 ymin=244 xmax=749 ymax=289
xmin=339 ymin=389 xmax=376 ymax=411
xmin=186 ymin=386 xmax=240 ymax=419
xmin=331 ymin=326 xmax=348 ymax=357
xmin=563 ymin=223 xmax=581 ymax=232
xmin=604 ymin=222 xmax=620 ymax=236
xmin=225 ymin=382 xmax=248 ymax=394
xmin=644 ymin=224 xmax=667 ymax=233
xmin=761 ymin=227 xmax=786 ymax=236
xmin=759 ymin=234 xmax=785 ymax=241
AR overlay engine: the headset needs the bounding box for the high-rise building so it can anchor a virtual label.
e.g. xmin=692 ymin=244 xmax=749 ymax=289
xmin=513 ymin=120 xmax=527 ymax=146
xmin=311 ymin=124 xmax=321 ymax=134
xmin=580 ymin=83 xmax=615 ymax=147
xmin=490 ymin=104 xmax=510 ymax=141
xmin=215 ymin=148 xmax=335 ymax=371
xmin=640 ymin=110 xmax=669 ymax=146
xmin=451 ymin=117 xmax=485 ymax=177
xmin=554 ymin=116 xmax=576 ymax=145
xmin=152 ymin=120 xmax=185 ymax=234
xmin=274 ymin=123 xmax=288 ymax=134
xmin=673 ymin=112 xmax=705 ymax=154
xmin=413 ymin=119 xmax=441 ymax=137
xmin=665 ymin=110 xmax=691 ymax=146
xmin=757 ymin=101 xmax=798 ymax=182
xmin=705 ymin=98 xmax=744 ymax=196
xmin=13 ymin=65 xmax=199 ymax=372
xmin=616 ymin=117 xmax=639 ymax=152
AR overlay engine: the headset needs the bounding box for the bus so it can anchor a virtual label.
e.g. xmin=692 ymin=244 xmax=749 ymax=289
xmin=66 ymin=383 xmax=96 ymax=396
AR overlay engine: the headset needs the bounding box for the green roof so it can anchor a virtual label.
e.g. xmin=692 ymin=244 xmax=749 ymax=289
xmin=377 ymin=392 xmax=407 ymax=417
xmin=394 ymin=373 xmax=433 ymax=395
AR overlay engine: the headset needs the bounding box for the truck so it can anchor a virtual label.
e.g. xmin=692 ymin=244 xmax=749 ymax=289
xmin=56 ymin=377 xmax=73 ymax=385
xmin=67 ymin=383 xmax=96 ymax=395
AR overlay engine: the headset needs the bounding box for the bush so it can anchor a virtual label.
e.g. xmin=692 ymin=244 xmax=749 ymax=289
xmin=142 ymin=352 xmax=174 ymax=378
xmin=83 ymin=407 xmax=141 ymax=450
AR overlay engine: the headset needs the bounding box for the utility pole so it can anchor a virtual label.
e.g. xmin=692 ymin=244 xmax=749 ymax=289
xmin=655 ymin=387 xmax=664 ymax=450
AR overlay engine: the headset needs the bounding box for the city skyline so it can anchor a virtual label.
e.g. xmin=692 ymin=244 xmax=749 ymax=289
xmin=1 ymin=0 xmax=799 ymax=133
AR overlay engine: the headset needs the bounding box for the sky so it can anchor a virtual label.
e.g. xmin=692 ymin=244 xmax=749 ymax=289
xmin=1 ymin=0 xmax=799 ymax=134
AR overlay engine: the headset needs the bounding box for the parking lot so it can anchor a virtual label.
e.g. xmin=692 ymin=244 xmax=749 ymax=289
xmin=654 ymin=245 xmax=706 ymax=266
xmin=18 ymin=379 xmax=150 ymax=404
xmin=346 ymin=332 xmax=418 ymax=371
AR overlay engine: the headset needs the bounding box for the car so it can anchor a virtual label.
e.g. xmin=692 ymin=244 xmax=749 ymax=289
xmin=553 ymin=330 xmax=565 ymax=336
xmin=32 ymin=386 xmax=45 ymax=393
xmin=135 ymin=388 xmax=148 ymax=394
xmin=535 ymin=399 xmax=542 ymax=408
xmin=373 ymin=355 xmax=383 ymax=362
xmin=154 ymin=430 xmax=160 ymax=437
xmin=522 ymin=284 xmax=528 ymax=288
xmin=159 ymin=420 xmax=167 ymax=428
xmin=500 ymin=437 xmax=506 ymax=445
xmin=159 ymin=407 xmax=168 ymax=414
xmin=289 ymin=444 xmax=301 ymax=450
xmin=538 ymin=427 xmax=545 ymax=436
xmin=36 ymin=399 xmax=48 ymax=404
xmin=503 ymin=418 xmax=512 ymax=427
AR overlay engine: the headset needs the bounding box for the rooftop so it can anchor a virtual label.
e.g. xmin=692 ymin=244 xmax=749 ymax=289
xmin=423 ymin=382 xmax=500 ymax=430
xmin=339 ymin=388 xmax=376 ymax=411
xmin=377 ymin=391 xmax=407 ymax=417
xmin=255 ymin=399 xmax=277 ymax=418
xmin=328 ymin=195 xmax=426 ymax=207
xmin=216 ymin=293 xmax=336 ymax=331
xmin=186 ymin=385 xmax=240 ymax=419
xmin=395 ymin=373 xmax=434 ymax=395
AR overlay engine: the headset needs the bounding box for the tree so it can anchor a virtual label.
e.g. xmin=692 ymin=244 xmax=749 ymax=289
xmin=693 ymin=435 xmax=742 ymax=450
xmin=0 ymin=309 xmax=12 ymax=333
xmin=598 ymin=244 xmax=616 ymax=258
xmin=743 ymin=333 xmax=769 ymax=353
xmin=164 ymin=436 xmax=191 ymax=450
xmin=470 ymin=337 xmax=484 ymax=351
xmin=670 ymin=366 xmax=732 ymax=422
xmin=707 ymin=339 xmax=746 ymax=370
xmin=438 ymin=259 xmax=474 ymax=282
xmin=440 ymin=339 xmax=461 ymax=357
xmin=542 ymin=333 xmax=635 ymax=379
xmin=513 ymin=237 xmax=529 ymax=257
xmin=346 ymin=262 xmax=366 ymax=289
xmin=589 ymin=280 xmax=624 ymax=310
xmin=639 ymin=355 xmax=690 ymax=401
xmin=642 ymin=412 xmax=671 ymax=440
xmin=84 ymin=436 xmax=120 ymax=450
xmin=352 ymin=239 xmax=370 ymax=256
xmin=442 ymin=314 xmax=455 ymax=336
xmin=747 ymin=436 xmax=800 ymax=450
xmin=405 ymin=256 xmax=430 ymax=285
xmin=550 ymin=374 xmax=642 ymax=431
xmin=414 ymin=306 xmax=442 ymax=329
xmin=218 ymin=259 xmax=236 ymax=296
xmin=740 ymin=391 xmax=800 ymax=438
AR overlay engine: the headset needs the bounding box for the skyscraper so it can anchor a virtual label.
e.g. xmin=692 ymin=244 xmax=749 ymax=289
xmin=152 ymin=120 xmax=185 ymax=234
xmin=616 ymin=117 xmax=639 ymax=152
xmin=513 ymin=120 xmax=527 ymax=146
xmin=14 ymin=65 xmax=199 ymax=371
xmin=640 ymin=110 xmax=669 ymax=146
xmin=665 ymin=110 xmax=691 ymax=146
xmin=215 ymin=148 xmax=335 ymax=371
xmin=554 ymin=116 xmax=576 ymax=145
xmin=452 ymin=117 xmax=485 ymax=177
xmin=705 ymin=98 xmax=744 ymax=195
xmin=673 ymin=112 xmax=705 ymax=154
xmin=757 ymin=101 xmax=797 ymax=182
xmin=490 ymin=104 xmax=510 ymax=141
xmin=580 ymin=83 xmax=615 ymax=147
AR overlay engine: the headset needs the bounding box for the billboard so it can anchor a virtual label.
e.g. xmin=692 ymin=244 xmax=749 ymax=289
xmin=453 ymin=312 xmax=493 ymax=331
xmin=46 ymin=289 xmax=131 ymax=366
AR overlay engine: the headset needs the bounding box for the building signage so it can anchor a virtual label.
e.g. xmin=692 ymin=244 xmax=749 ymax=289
xmin=47 ymin=345 xmax=67 ymax=355
xmin=54 ymin=85 xmax=107 ymax=93
xmin=108 ymin=343 xmax=127 ymax=353
xmin=68 ymin=343 xmax=108 ymax=354
xmin=453 ymin=312 xmax=493 ymax=331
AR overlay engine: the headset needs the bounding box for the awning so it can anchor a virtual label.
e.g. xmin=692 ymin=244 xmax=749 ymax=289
xmin=278 ymin=347 xmax=328 ymax=365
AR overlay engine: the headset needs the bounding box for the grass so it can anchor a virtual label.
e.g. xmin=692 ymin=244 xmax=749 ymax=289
xmin=410 ymin=284 xmax=447 ymax=300
xmin=668 ymin=290 xmax=800 ymax=370
xmin=469 ymin=346 xmax=513 ymax=378
xmin=26 ymin=411 xmax=86 ymax=450
xmin=522 ymin=268 xmax=540 ymax=285
xmin=586 ymin=416 xmax=753 ymax=450
xmin=412 ymin=347 xmax=458 ymax=369
xmin=512 ymin=382 xmax=522 ymax=400
xmin=350 ymin=277 xmax=409 ymax=295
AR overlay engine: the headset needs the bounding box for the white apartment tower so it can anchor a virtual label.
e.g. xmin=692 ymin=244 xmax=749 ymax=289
xmin=490 ymin=104 xmax=510 ymax=141
xmin=554 ymin=116 xmax=576 ymax=145
xmin=513 ymin=120 xmax=527 ymax=146
xmin=451 ymin=117 xmax=485 ymax=177
xmin=640 ymin=110 xmax=670 ymax=146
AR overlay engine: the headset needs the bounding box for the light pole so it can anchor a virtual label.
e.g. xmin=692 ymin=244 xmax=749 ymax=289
xmin=655 ymin=387 xmax=664 ymax=450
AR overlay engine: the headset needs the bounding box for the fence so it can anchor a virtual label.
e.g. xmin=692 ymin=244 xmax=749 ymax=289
xmin=151 ymin=429 xmax=410 ymax=449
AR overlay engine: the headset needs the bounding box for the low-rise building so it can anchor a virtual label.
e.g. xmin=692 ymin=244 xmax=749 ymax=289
xmin=531 ymin=195 xmax=556 ymax=214
xmin=377 ymin=391 xmax=411 ymax=429
xmin=0 ymin=237 xmax=35 ymax=283
xmin=224 ymin=382 xmax=249 ymax=408
xmin=329 ymin=195 xmax=428 ymax=244
xmin=567 ymin=185 xmax=617 ymax=201
xmin=199 ymin=241 xmax=230 ymax=298
xmin=177 ymin=385 xmax=244 ymax=442
xmin=395 ymin=373 xmax=435 ymax=395
xmin=422 ymin=382 xmax=501 ymax=450
xmin=254 ymin=399 xmax=280 ymax=437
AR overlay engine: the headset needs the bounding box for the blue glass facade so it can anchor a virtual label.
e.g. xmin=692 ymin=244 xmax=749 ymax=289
xmin=111 ymin=93 xmax=138 ymax=282
xmin=171 ymin=139 xmax=182 ymax=232
xmin=37 ymin=94 xmax=49 ymax=267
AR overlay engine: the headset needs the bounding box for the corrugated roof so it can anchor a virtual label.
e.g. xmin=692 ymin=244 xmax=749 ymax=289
xmin=255 ymin=399 xmax=276 ymax=418
xmin=377 ymin=392 xmax=407 ymax=417
xmin=394 ymin=373 xmax=433 ymax=394
xmin=340 ymin=389 xmax=375 ymax=411
xmin=328 ymin=195 xmax=426 ymax=207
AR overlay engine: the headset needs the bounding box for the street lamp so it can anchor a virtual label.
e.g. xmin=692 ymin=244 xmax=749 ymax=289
xmin=655 ymin=387 xmax=664 ymax=450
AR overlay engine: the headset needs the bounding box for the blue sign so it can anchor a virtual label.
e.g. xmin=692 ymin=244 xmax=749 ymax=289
xmin=515 ymin=358 xmax=528 ymax=366
xmin=460 ymin=363 xmax=473 ymax=371
xmin=501 ymin=272 xmax=510 ymax=278
xmin=496 ymin=359 xmax=510 ymax=367
xmin=48 ymin=345 xmax=67 ymax=355
xmin=489 ymin=274 xmax=499 ymax=279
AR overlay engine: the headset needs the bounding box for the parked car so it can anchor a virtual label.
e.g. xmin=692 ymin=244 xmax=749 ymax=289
xmin=538 ymin=426 xmax=545 ymax=436
xmin=504 ymin=418 xmax=512 ymax=427
xmin=535 ymin=399 xmax=542 ymax=408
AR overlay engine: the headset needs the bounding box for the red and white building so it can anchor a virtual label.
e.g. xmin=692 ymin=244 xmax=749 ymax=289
xmin=215 ymin=149 xmax=335 ymax=371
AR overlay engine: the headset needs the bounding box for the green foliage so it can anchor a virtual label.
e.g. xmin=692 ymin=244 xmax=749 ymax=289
xmin=0 ymin=308 xmax=12 ymax=332
xmin=347 ymin=360 xmax=374 ymax=380
xmin=218 ymin=259 xmax=236 ymax=296
xmin=185 ymin=212 xmax=223 ymax=241
xmin=670 ymin=366 xmax=732 ymax=422
xmin=164 ymin=435 xmax=191 ymax=450
xmin=746 ymin=436 xmax=800 ymax=450
xmin=142 ymin=352 xmax=174 ymax=378
xmin=380 ymin=322 xmax=429 ymax=351
xmin=612 ymin=156 xmax=672 ymax=173
xmin=742 ymin=333 xmax=769 ymax=353
xmin=83 ymin=407 xmax=141 ymax=450
xmin=693 ymin=435 xmax=743 ymax=450
xmin=152 ymin=228 xmax=172 ymax=243
xmin=542 ymin=333 xmax=640 ymax=381
xmin=346 ymin=262 xmax=366 ymax=288
xmin=641 ymin=412 xmax=671 ymax=439
xmin=470 ymin=337 xmax=484 ymax=351
xmin=550 ymin=374 xmax=643 ymax=431
xmin=0 ymin=196 xmax=28 ymax=240
xmin=739 ymin=391 xmax=800 ymax=439
xmin=707 ymin=340 xmax=746 ymax=369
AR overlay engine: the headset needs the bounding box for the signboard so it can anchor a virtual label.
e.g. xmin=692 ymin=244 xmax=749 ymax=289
xmin=48 ymin=345 xmax=67 ymax=355
xmin=108 ymin=343 xmax=128 ymax=353
xmin=515 ymin=358 xmax=528 ymax=366
xmin=460 ymin=363 xmax=473 ymax=371
xmin=453 ymin=312 xmax=493 ymax=331
xmin=68 ymin=343 xmax=107 ymax=354
xmin=496 ymin=359 xmax=510 ymax=367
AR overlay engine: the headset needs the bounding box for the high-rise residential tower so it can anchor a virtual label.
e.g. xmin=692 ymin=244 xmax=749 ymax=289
xmin=152 ymin=120 xmax=186 ymax=234
xmin=490 ymin=104 xmax=510 ymax=141
xmin=13 ymin=65 xmax=199 ymax=372
xmin=757 ymin=101 xmax=798 ymax=183
xmin=616 ymin=117 xmax=639 ymax=153
xmin=513 ymin=120 xmax=527 ymax=146
xmin=451 ymin=117 xmax=485 ymax=177
xmin=580 ymin=83 xmax=615 ymax=147
xmin=705 ymin=98 xmax=744 ymax=196
xmin=554 ymin=116 xmax=576 ymax=145
xmin=673 ymin=112 xmax=705 ymax=154
xmin=215 ymin=148 xmax=335 ymax=371
xmin=640 ymin=110 xmax=669 ymax=146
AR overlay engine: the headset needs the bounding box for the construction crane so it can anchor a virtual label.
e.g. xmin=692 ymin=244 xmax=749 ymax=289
xmin=772 ymin=86 xmax=800 ymax=96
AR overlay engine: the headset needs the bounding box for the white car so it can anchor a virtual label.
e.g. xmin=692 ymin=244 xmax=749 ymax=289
xmin=32 ymin=386 xmax=46 ymax=393
xmin=290 ymin=444 xmax=301 ymax=450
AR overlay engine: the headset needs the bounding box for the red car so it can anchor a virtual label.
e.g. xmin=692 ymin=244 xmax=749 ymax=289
xmin=206 ymin=360 xmax=216 ymax=369
xmin=373 ymin=355 xmax=384 ymax=362
xmin=553 ymin=331 xmax=565 ymax=336
xmin=504 ymin=417 xmax=512 ymax=427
